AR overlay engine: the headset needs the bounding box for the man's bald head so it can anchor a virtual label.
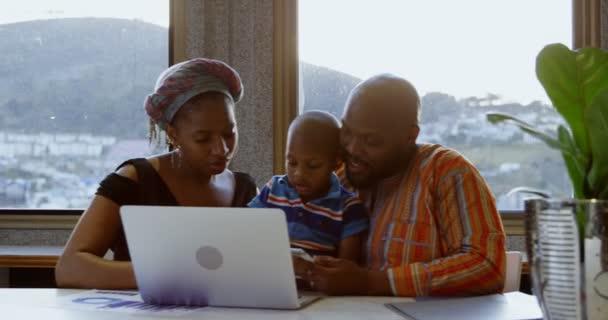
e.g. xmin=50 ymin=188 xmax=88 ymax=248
xmin=345 ymin=73 xmax=420 ymax=126
xmin=340 ymin=74 xmax=421 ymax=188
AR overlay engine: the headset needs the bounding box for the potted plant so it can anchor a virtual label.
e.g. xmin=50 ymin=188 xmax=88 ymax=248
xmin=487 ymin=43 xmax=608 ymax=210
xmin=486 ymin=43 xmax=608 ymax=320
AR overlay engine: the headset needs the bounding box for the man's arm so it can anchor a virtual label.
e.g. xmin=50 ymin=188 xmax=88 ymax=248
xmin=386 ymin=164 xmax=506 ymax=296
xmin=311 ymin=163 xmax=506 ymax=297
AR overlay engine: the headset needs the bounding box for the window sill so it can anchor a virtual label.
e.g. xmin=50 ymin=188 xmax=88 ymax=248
xmin=0 ymin=208 xmax=526 ymax=235
xmin=0 ymin=209 xmax=82 ymax=229
xmin=500 ymin=211 xmax=525 ymax=236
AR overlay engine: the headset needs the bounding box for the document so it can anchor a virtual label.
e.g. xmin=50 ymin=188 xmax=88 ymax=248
xmin=58 ymin=290 xmax=206 ymax=317
xmin=385 ymin=292 xmax=542 ymax=320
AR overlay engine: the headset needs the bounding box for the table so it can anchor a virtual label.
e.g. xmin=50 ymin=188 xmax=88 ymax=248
xmin=0 ymin=289 xmax=413 ymax=320
xmin=0 ymin=246 xmax=529 ymax=291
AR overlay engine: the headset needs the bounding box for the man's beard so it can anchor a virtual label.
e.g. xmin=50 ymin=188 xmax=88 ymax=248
xmin=345 ymin=166 xmax=374 ymax=189
xmin=346 ymin=149 xmax=412 ymax=189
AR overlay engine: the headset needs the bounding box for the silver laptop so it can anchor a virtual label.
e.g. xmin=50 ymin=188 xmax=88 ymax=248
xmin=120 ymin=205 xmax=321 ymax=309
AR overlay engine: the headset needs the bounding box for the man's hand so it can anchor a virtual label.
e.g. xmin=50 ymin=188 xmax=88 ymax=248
xmin=308 ymin=256 xmax=369 ymax=295
xmin=293 ymin=256 xmax=313 ymax=278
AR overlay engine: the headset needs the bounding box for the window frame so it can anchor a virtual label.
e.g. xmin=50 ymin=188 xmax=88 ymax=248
xmin=574 ymin=0 xmax=602 ymax=48
xmin=279 ymin=0 xmax=601 ymax=170
xmin=279 ymin=0 xmax=601 ymax=235
xmin=169 ymin=0 xmax=186 ymax=65
xmin=0 ymin=0 xmax=602 ymax=235
xmin=272 ymin=0 xmax=299 ymax=175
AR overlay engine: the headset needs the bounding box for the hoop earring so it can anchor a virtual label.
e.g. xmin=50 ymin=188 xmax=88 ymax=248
xmin=171 ymin=145 xmax=182 ymax=169
xmin=227 ymin=143 xmax=238 ymax=163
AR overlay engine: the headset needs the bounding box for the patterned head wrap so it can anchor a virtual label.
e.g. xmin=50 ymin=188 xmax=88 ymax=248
xmin=144 ymin=58 xmax=243 ymax=142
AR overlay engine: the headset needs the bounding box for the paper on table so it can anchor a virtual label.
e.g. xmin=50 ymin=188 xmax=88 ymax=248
xmin=57 ymin=290 xmax=206 ymax=317
xmin=385 ymin=292 xmax=542 ymax=320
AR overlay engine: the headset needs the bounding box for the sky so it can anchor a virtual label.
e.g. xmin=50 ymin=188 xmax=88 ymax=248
xmin=299 ymin=0 xmax=572 ymax=104
xmin=1 ymin=0 xmax=571 ymax=104
xmin=0 ymin=0 xmax=168 ymax=26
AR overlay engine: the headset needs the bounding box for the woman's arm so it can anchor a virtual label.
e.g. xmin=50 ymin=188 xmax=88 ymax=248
xmin=55 ymin=166 xmax=138 ymax=289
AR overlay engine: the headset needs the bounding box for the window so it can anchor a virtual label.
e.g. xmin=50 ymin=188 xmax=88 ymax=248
xmin=299 ymin=0 xmax=572 ymax=210
xmin=0 ymin=0 xmax=169 ymax=208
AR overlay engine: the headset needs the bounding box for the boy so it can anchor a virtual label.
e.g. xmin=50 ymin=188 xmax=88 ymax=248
xmin=248 ymin=111 xmax=368 ymax=267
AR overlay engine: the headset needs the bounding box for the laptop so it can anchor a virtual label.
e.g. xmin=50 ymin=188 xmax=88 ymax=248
xmin=119 ymin=205 xmax=321 ymax=309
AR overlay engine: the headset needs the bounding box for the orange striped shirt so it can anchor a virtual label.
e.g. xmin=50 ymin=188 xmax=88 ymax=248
xmin=337 ymin=144 xmax=506 ymax=296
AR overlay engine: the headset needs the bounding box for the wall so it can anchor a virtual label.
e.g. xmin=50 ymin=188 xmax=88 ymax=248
xmin=603 ymin=0 xmax=608 ymax=49
xmin=0 ymin=230 xmax=71 ymax=246
xmin=184 ymin=0 xmax=274 ymax=186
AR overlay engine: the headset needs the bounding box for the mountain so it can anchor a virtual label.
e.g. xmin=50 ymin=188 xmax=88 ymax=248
xmin=0 ymin=18 xmax=167 ymax=138
xmin=0 ymin=18 xmax=572 ymax=208
xmin=0 ymin=17 xmax=560 ymax=144
xmin=300 ymin=62 xmax=361 ymax=117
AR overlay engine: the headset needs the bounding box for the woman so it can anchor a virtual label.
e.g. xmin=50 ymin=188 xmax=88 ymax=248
xmin=55 ymin=58 xmax=257 ymax=289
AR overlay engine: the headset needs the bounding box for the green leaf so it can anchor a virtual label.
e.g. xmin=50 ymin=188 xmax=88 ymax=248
xmin=487 ymin=113 xmax=565 ymax=151
xmin=536 ymin=44 xmax=608 ymax=160
xmin=487 ymin=112 xmax=590 ymax=199
xmin=557 ymin=125 xmax=587 ymax=199
xmin=585 ymin=89 xmax=608 ymax=199
xmin=598 ymin=184 xmax=608 ymax=200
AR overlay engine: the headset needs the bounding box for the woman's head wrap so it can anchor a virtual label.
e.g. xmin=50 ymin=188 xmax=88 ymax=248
xmin=144 ymin=58 xmax=243 ymax=143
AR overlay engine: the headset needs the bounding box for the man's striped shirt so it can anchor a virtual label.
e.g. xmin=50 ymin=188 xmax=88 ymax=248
xmin=337 ymin=143 xmax=506 ymax=296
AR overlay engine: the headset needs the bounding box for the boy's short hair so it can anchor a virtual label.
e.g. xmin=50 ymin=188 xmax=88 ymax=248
xmin=287 ymin=111 xmax=341 ymax=159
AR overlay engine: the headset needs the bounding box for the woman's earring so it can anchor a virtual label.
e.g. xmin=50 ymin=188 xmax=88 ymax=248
xmin=178 ymin=146 xmax=182 ymax=168
xmin=171 ymin=145 xmax=182 ymax=169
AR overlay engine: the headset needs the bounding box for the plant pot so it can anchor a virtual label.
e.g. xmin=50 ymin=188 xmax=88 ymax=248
xmin=525 ymin=199 xmax=608 ymax=320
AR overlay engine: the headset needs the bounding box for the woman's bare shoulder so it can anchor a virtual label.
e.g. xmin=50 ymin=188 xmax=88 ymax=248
xmin=114 ymin=156 xmax=166 ymax=183
xmin=115 ymin=164 xmax=138 ymax=182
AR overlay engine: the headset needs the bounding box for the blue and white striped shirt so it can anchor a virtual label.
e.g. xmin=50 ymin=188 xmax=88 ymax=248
xmin=248 ymin=174 xmax=368 ymax=256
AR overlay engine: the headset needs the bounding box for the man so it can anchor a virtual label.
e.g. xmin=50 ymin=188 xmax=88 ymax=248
xmin=307 ymin=74 xmax=506 ymax=297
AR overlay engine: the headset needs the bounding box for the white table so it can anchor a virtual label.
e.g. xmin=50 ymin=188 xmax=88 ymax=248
xmin=0 ymin=289 xmax=414 ymax=320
